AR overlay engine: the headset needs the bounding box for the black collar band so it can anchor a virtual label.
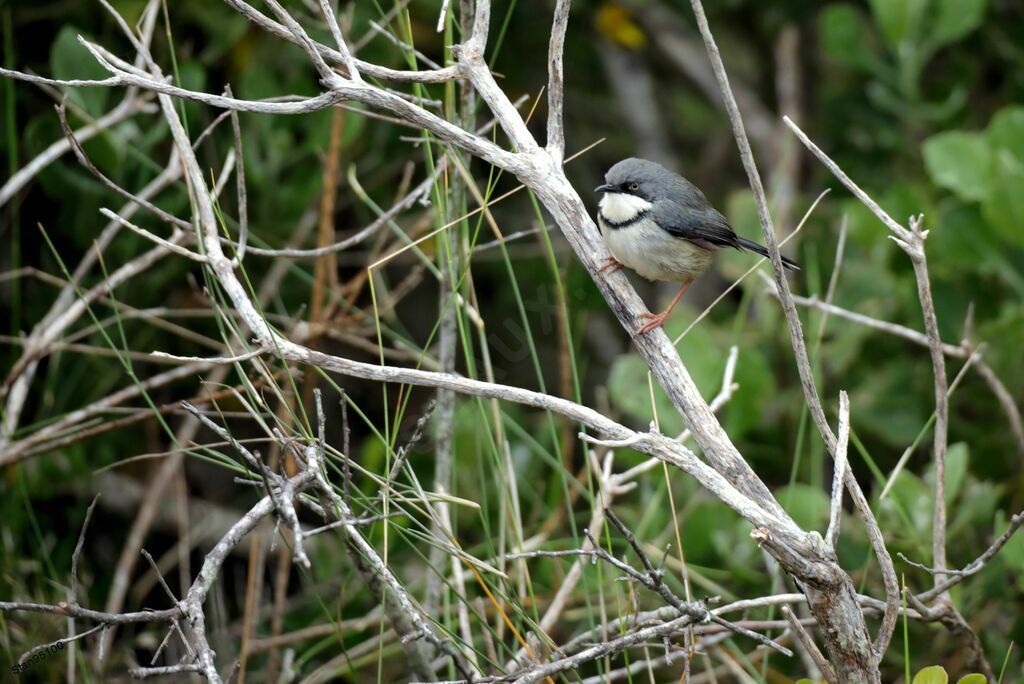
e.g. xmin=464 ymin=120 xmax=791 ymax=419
xmin=599 ymin=209 xmax=650 ymax=230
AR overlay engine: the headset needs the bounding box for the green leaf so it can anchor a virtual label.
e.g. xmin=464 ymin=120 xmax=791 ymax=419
xmin=868 ymin=0 xmax=928 ymax=48
xmin=929 ymin=202 xmax=1001 ymax=274
xmin=948 ymin=481 xmax=998 ymax=540
xmin=956 ymin=674 xmax=988 ymax=684
xmin=944 ymin=443 xmax=968 ymax=505
xmin=608 ymin=321 xmax=726 ymax=437
xmin=853 ymin=363 xmax=928 ymax=447
xmin=820 ymin=4 xmax=875 ymax=68
xmin=999 ymin=510 xmax=1024 ymax=572
xmin=727 ymin=349 xmax=773 ymax=438
xmin=50 ymin=26 xmax=109 ymax=116
xmin=607 ymin=354 xmax=685 ymax=436
xmin=929 ymin=0 xmax=987 ymax=50
xmin=986 ymin=105 xmax=1024 ymax=165
xmin=913 ymin=665 xmax=950 ymax=684
xmin=982 ymin=151 xmax=1024 ymax=246
xmin=682 ymin=502 xmax=726 ymax=563
xmin=778 ymin=484 xmax=831 ymax=531
xmin=922 ymin=131 xmax=992 ymax=202
xmin=879 ymin=469 xmax=931 ymax=535
xmin=725 ymin=189 xmax=758 ymax=235
xmin=713 ymin=518 xmax=760 ymax=575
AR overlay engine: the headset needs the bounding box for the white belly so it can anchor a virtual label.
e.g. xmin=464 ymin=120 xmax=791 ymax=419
xmin=599 ymin=216 xmax=714 ymax=283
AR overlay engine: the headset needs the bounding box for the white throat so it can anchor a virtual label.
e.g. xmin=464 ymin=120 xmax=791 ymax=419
xmin=599 ymin=192 xmax=653 ymax=224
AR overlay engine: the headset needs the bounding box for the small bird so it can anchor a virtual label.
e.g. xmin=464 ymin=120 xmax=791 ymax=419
xmin=595 ymin=157 xmax=799 ymax=335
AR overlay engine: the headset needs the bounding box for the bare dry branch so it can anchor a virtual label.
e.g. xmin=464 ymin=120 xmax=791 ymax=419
xmin=915 ymin=511 xmax=1024 ymax=602
xmin=783 ymin=118 xmax=954 ymax=592
xmin=782 ymin=605 xmax=835 ymax=683
xmin=545 ymin=0 xmax=571 ymax=161
xmin=7 ymin=3 xmax=1015 ymax=681
xmin=687 ymin=0 xmax=882 ymax=676
xmin=825 ymin=392 xmax=850 ymax=550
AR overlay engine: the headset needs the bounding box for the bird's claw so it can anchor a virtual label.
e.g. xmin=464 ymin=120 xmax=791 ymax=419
xmin=636 ymin=311 xmax=668 ymax=335
xmin=597 ymin=257 xmax=624 ymax=275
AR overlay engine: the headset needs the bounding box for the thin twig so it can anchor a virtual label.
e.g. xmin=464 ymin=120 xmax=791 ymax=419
xmin=545 ymin=0 xmax=571 ymax=162
xmin=776 ymin=291 xmax=966 ymax=358
xmin=973 ymin=358 xmax=1024 ymax=462
xmin=914 ymin=511 xmax=1024 ymax=602
xmin=880 ymin=349 xmax=981 ymax=499
xmin=69 ymin=495 xmax=101 ymax=605
xmin=98 ymin=208 xmax=208 ymax=262
xmin=781 ymin=605 xmax=834 ymax=683
xmin=149 ymin=347 xmax=268 ymax=364
xmin=317 ymin=0 xmax=360 ymax=81
xmin=688 ymin=0 xmax=880 ymax=675
xmin=0 ymin=94 xmax=151 ymax=208
xmin=825 ymin=392 xmax=850 ymax=549
xmin=782 ymin=117 xmax=911 ymax=242
xmin=226 ymin=85 xmax=249 ymax=263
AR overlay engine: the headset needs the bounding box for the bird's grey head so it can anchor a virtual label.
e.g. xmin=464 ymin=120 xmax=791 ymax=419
xmin=595 ymin=158 xmax=672 ymax=201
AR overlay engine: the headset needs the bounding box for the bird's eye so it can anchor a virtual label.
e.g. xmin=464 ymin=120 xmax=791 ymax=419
xmin=628 ymin=182 xmax=639 ymax=191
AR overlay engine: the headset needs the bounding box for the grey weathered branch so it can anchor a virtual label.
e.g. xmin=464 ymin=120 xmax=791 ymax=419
xmin=825 ymin=392 xmax=850 ymax=550
xmin=783 ymin=112 xmax=989 ymax=677
xmin=6 ymin=0 xmax=1013 ymax=679
xmin=783 ymin=119 xmax=949 ymax=576
xmin=0 ymin=94 xmax=152 ymax=209
xmin=628 ymin=1 xmax=778 ymax=163
xmin=775 ymin=287 xmax=1024 ymax=464
xmin=221 ymin=0 xmax=461 ymax=83
xmin=545 ymin=0 xmax=571 ymax=162
xmin=914 ymin=511 xmax=1024 ymax=602
xmin=5 ymin=1 xmax=790 ymax=548
xmin=782 ymin=605 xmax=835 ymax=682
xmin=316 ymin=0 xmax=360 ymax=81
xmin=687 ymin=1 xmax=887 ymax=677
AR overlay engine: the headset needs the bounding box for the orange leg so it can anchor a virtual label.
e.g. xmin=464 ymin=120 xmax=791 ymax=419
xmin=637 ymin=279 xmax=692 ymax=335
xmin=597 ymin=256 xmax=624 ymax=274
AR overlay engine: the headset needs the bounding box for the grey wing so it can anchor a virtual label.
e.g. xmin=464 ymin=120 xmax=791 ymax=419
xmin=652 ymin=202 xmax=742 ymax=252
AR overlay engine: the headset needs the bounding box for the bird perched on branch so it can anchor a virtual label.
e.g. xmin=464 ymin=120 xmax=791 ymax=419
xmin=595 ymin=157 xmax=799 ymax=335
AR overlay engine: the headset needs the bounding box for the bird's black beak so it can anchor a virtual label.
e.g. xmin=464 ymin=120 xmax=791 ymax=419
xmin=594 ymin=183 xmax=614 ymax=194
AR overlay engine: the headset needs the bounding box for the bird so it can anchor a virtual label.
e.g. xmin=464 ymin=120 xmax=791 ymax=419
xmin=595 ymin=157 xmax=799 ymax=335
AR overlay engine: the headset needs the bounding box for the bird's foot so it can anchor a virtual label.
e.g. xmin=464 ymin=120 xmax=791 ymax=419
xmin=597 ymin=256 xmax=624 ymax=275
xmin=636 ymin=310 xmax=670 ymax=335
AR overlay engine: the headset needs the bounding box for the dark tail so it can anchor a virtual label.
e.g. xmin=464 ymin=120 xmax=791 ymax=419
xmin=736 ymin=237 xmax=800 ymax=271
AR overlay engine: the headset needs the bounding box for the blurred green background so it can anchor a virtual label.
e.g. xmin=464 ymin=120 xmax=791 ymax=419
xmin=1 ymin=0 xmax=1023 ymax=681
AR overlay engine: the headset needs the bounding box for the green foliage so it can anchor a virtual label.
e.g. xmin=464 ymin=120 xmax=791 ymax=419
xmin=913 ymin=665 xmax=950 ymax=684
xmin=923 ymin=105 xmax=1024 ymax=246
xmin=999 ymin=510 xmax=1024 ymax=573
xmin=824 ymin=0 xmax=988 ymax=128
xmin=2 ymin=0 xmax=1023 ymax=680
xmin=868 ymin=0 xmax=987 ymax=57
xmin=50 ymin=26 xmax=109 ymax=116
xmin=987 ymin=107 xmax=1024 ymax=165
xmin=878 ymin=467 xmax=931 ymax=537
xmin=778 ymin=483 xmax=830 ymax=530
xmin=958 ymin=675 xmax=989 ymax=684
xmin=608 ymin=319 xmax=774 ymax=439
xmin=910 ymin=665 xmax=988 ymax=684
xmin=984 ymin=151 xmax=1024 ymax=246
xmin=922 ymin=132 xmax=991 ymax=202
xmin=820 ymin=4 xmax=876 ymax=69
xmin=608 ymin=352 xmax=684 ymax=435
xmin=869 ymin=0 xmax=987 ymax=59
xmin=929 ymin=0 xmax=988 ymax=50
xmin=868 ymin=0 xmax=929 ymax=49
xmin=943 ymin=442 xmax=968 ymax=505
